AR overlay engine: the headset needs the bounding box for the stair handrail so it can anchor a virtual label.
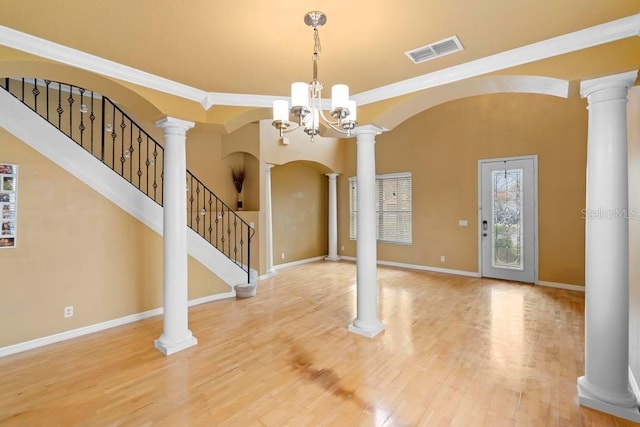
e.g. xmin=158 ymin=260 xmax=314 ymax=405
xmin=187 ymin=170 xmax=255 ymax=280
xmin=1 ymin=77 xmax=254 ymax=283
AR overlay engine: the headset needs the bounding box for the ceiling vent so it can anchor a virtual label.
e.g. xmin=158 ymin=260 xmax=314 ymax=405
xmin=405 ymin=35 xmax=464 ymax=64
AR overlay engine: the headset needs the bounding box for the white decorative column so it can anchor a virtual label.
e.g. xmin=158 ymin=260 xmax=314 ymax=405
xmin=348 ymin=125 xmax=385 ymax=338
xmin=578 ymin=70 xmax=640 ymax=422
xmin=154 ymin=117 xmax=197 ymax=356
xmin=265 ymin=163 xmax=276 ymax=275
xmin=326 ymin=172 xmax=341 ymax=261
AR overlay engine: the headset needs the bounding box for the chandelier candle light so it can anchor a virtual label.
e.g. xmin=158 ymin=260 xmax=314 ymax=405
xmin=272 ymin=11 xmax=357 ymax=142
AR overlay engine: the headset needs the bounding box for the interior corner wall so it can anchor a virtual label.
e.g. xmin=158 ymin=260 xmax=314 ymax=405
xmin=0 ymin=128 xmax=229 ymax=348
xmin=271 ymin=162 xmax=328 ymax=264
xmin=187 ymin=126 xmax=239 ymax=208
xmin=338 ymin=93 xmax=587 ymax=286
xmin=627 ymin=85 xmax=640 ymax=385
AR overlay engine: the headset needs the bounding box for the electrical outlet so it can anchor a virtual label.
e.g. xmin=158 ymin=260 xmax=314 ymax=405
xmin=64 ymin=306 xmax=74 ymax=318
xmin=341 ymin=245 xmax=345 ymax=251
xmin=281 ymin=252 xmax=285 ymax=260
xmin=440 ymin=256 xmax=445 ymax=262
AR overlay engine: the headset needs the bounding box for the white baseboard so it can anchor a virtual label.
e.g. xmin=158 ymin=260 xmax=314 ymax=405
xmin=339 ymin=256 xmax=480 ymax=278
xmin=0 ymin=292 xmax=235 ymax=358
xmin=537 ymin=280 xmax=585 ymax=292
xmin=188 ymin=291 xmax=236 ymax=307
xmin=274 ymin=256 xmax=326 ymax=271
xmin=258 ymin=272 xmax=277 ymax=281
xmin=377 ymin=260 xmax=480 ymax=277
xmin=260 ymin=255 xmax=329 ymax=280
xmin=630 ymin=366 xmax=640 ymax=405
xmin=341 ymin=257 xmax=585 ymax=290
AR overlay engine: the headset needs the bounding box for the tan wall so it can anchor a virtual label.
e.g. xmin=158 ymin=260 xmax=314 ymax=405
xmin=338 ymin=93 xmax=587 ymax=286
xmin=259 ymin=120 xmax=346 ymax=173
xmin=272 ymin=162 xmax=328 ymax=264
xmin=0 ymin=129 xmax=229 ymax=347
xmin=187 ymin=126 xmax=241 ymax=209
xmin=628 ymin=86 xmax=640 ymax=382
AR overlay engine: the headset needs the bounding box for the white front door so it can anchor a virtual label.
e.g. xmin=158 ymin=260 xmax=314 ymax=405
xmin=479 ymin=156 xmax=537 ymax=283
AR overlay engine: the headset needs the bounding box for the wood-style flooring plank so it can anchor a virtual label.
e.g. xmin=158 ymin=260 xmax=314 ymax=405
xmin=0 ymin=261 xmax=635 ymax=426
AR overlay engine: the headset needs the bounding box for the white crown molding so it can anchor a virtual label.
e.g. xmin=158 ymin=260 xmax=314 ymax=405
xmin=354 ymin=13 xmax=640 ymax=105
xmin=202 ymin=92 xmax=280 ymax=110
xmin=1 ymin=13 xmax=638 ymax=110
xmin=0 ymin=25 xmax=207 ymax=103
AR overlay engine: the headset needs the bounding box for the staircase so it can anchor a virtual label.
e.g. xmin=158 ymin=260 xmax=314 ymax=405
xmin=0 ymin=78 xmax=256 ymax=288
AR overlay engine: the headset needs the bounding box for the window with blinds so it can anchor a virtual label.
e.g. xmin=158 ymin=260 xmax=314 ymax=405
xmin=349 ymin=172 xmax=412 ymax=244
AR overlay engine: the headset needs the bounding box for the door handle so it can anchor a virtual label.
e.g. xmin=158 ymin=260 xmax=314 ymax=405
xmin=482 ymin=220 xmax=488 ymax=237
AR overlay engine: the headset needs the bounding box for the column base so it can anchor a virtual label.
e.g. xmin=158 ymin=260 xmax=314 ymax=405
xmin=348 ymin=319 xmax=385 ymax=338
xmin=154 ymin=332 xmax=198 ymax=356
xmin=325 ymin=255 xmax=341 ymax=261
xmin=577 ymin=376 xmax=640 ymax=422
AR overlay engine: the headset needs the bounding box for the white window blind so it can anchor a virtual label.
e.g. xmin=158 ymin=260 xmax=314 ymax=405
xmin=349 ymin=172 xmax=412 ymax=244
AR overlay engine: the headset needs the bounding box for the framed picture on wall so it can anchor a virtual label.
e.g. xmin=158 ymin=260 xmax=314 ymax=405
xmin=0 ymin=163 xmax=17 ymax=249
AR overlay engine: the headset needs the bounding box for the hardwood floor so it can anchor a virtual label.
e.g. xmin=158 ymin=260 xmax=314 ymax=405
xmin=0 ymin=261 xmax=637 ymax=426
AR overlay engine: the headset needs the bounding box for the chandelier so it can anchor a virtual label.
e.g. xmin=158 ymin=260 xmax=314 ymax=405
xmin=272 ymin=11 xmax=357 ymax=142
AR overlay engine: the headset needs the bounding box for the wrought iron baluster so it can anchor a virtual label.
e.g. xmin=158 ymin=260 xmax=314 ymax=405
xmin=233 ymin=217 xmax=238 ymax=264
xmin=188 ymin=175 xmax=194 ymax=228
xmin=100 ymin=96 xmax=105 ymax=161
xmin=44 ymin=80 xmax=50 ymax=121
xmin=220 ymin=208 xmax=225 ymax=251
xmin=136 ymin=130 xmax=142 ymax=188
xmin=32 ymin=78 xmax=40 ymax=113
xmin=240 ymin=222 xmax=245 ymax=268
xmin=57 ymin=82 xmax=63 ymax=129
xmin=152 ymin=146 xmax=158 ymax=202
xmin=195 ymin=179 xmax=201 ymax=231
xmin=215 ymin=198 xmax=220 ymax=248
xmin=89 ymin=92 xmax=96 ymax=156
xmin=128 ymin=123 xmax=133 ymax=182
xmin=78 ymin=88 xmax=85 ymax=147
xmin=119 ymin=115 xmax=126 ymax=175
xmin=145 ymin=137 xmax=151 ymax=195
xmin=159 ymin=150 xmax=164 ymax=205
xmin=227 ymin=209 xmax=232 ymax=258
xmin=208 ymin=194 xmax=213 ymax=244
xmin=21 ymin=78 xmax=25 ymax=102
xmin=111 ymin=104 xmax=116 ymax=170
xmin=68 ymin=86 xmax=74 ymax=140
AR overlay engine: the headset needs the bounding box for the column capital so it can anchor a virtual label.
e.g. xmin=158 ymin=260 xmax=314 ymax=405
xmin=353 ymin=124 xmax=385 ymax=138
xmin=326 ymin=172 xmax=340 ymax=179
xmin=155 ymin=116 xmax=195 ymax=136
xmin=265 ymin=163 xmax=275 ymax=172
xmin=580 ymin=70 xmax=638 ymax=99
